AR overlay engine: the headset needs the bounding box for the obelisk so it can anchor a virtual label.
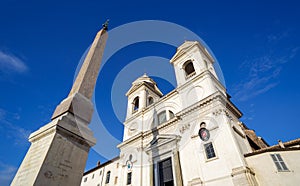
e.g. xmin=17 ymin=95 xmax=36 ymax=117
xmin=11 ymin=21 xmax=109 ymax=186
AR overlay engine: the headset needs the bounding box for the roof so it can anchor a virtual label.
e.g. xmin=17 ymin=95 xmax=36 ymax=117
xmin=240 ymin=122 xmax=269 ymax=150
xmin=244 ymin=138 xmax=300 ymax=157
xmin=83 ymin=156 xmax=119 ymax=176
xmin=170 ymin=40 xmax=214 ymax=63
xmin=126 ymin=74 xmax=163 ymax=97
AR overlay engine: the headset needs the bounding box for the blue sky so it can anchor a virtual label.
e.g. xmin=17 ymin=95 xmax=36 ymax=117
xmin=1 ymin=0 xmax=300 ymax=185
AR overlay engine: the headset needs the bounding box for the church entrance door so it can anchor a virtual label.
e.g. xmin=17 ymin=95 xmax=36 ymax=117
xmin=158 ymin=158 xmax=174 ymax=186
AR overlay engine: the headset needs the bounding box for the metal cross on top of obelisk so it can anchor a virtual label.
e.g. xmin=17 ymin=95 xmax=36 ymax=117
xmin=11 ymin=20 xmax=109 ymax=186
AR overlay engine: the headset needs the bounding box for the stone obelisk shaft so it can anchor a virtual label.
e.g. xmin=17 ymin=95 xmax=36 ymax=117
xmin=69 ymin=28 xmax=107 ymax=99
xmin=51 ymin=28 xmax=108 ymax=121
xmin=11 ymin=24 xmax=108 ymax=186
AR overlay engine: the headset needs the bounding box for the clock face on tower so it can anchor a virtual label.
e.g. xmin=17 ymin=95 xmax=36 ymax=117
xmin=198 ymin=128 xmax=210 ymax=141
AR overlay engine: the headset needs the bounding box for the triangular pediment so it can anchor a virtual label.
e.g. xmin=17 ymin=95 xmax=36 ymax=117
xmin=125 ymin=74 xmax=163 ymax=97
xmin=145 ymin=134 xmax=181 ymax=156
xmin=177 ymin=41 xmax=198 ymax=51
xmin=170 ymin=40 xmax=214 ymax=64
xmin=170 ymin=41 xmax=198 ymax=62
xmin=147 ymin=134 xmax=180 ymax=149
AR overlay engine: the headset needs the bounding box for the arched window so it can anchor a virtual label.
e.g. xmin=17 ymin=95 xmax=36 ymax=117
xmin=132 ymin=97 xmax=139 ymax=112
xmin=158 ymin=110 xmax=175 ymax=125
xmin=148 ymin=96 xmax=154 ymax=106
xmin=158 ymin=111 xmax=167 ymax=125
xmin=184 ymin=60 xmax=196 ymax=78
xmin=105 ymin=171 xmax=111 ymax=184
xmin=200 ymin=122 xmax=206 ymax=128
xmin=169 ymin=110 xmax=175 ymax=119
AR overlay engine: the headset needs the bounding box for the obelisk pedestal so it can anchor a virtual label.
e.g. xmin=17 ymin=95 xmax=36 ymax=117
xmin=11 ymin=22 xmax=108 ymax=186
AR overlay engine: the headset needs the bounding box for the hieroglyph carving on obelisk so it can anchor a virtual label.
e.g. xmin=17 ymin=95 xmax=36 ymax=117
xmin=11 ymin=20 xmax=109 ymax=186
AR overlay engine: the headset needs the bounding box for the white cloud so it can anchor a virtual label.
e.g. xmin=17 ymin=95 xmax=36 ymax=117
xmin=233 ymin=46 xmax=298 ymax=101
xmin=0 ymin=51 xmax=28 ymax=73
xmin=0 ymin=162 xmax=17 ymax=186
xmin=267 ymin=31 xmax=289 ymax=42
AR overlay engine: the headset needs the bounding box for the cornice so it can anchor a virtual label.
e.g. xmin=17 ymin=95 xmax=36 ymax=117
xmin=176 ymin=91 xmax=242 ymax=119
xmin=125 ymin=70 xmax=226 ymax=123
xmin=119 ymin=117 xmax=179 ymax=149
xmin=126 ymin=82 xmax=163 ymax=97
xmin=176 ymin=70 xmax=226 ymax=93
xmin=176 ymin=91 xmax=220 ymax=117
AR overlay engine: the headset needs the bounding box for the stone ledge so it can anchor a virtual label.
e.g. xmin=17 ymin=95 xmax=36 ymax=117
xmin=51 ymin=92 xmax=93 ymax=123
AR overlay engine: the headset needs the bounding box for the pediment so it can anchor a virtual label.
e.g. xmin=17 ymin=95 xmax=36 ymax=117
xmin=170 ymin=40 xmax=214 ymax=64
xmin=125 ymin=75 xmax=163 ymax=97
xmin=145 ymin=134 xmax=181 ymax=152
xmin=170 ymin=41 xmax=198 ymax=62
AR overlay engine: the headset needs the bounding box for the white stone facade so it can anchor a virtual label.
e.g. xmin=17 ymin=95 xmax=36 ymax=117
xmin=81 ymin=41 xmax=300 ymax=186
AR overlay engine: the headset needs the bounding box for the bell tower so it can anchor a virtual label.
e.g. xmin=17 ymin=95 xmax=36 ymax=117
xmin=170 ymin=41 xmax=225 ymax=109
xmin=170 ymin=41 xmax=219 ymax=86
xmin=123 ymin=74 xmax=163 ymax=140
xmin=125 ymin=74 xmax=163 ymax=118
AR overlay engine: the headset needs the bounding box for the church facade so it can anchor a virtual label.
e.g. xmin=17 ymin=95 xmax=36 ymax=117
xmin=81 ymin=41 xmax=300 ymax=186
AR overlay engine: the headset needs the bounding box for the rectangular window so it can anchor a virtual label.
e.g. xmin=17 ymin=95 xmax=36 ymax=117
xmin=84 ymin=177 xmax=87 ymax=182
xmin=271 ymin=154 xmax=289 ymax=171
xmin=127 ymin=172 xmax=132 ymax=185
xmin=204 ymin=142 xmax=216 ymax=159
xmin=158 ymin=158 xmax=174 ymax=186
xmin=105 ymin=171 xmax=111 ymax=184
xmin=115 ymin=176 xmax=118 ymax=184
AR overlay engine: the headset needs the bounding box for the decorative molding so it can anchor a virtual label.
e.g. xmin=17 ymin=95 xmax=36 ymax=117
xmin=119 ymin=116 xmax=180 ymax=149
xmin=177 ymin=91 xmax=219 ymax=117
xmin=121 ymin=92 xmax=241 ymax=149
xmin=187 ymin=177 xmax=203 ymax=186
xmin=145 ymin=134 xmax=181 ymax=155
xmin=136 ymin=147 xmax=143 ymax=152
xmin=231 ymin=166 xmax=255 ymax=177
xmin=232 ymin=125 xmax=245 ymax=138
xmin=212 ymin=108 xmax=234 ymax=121
xmin=179 ymin=123 xmax=191 ymax=134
